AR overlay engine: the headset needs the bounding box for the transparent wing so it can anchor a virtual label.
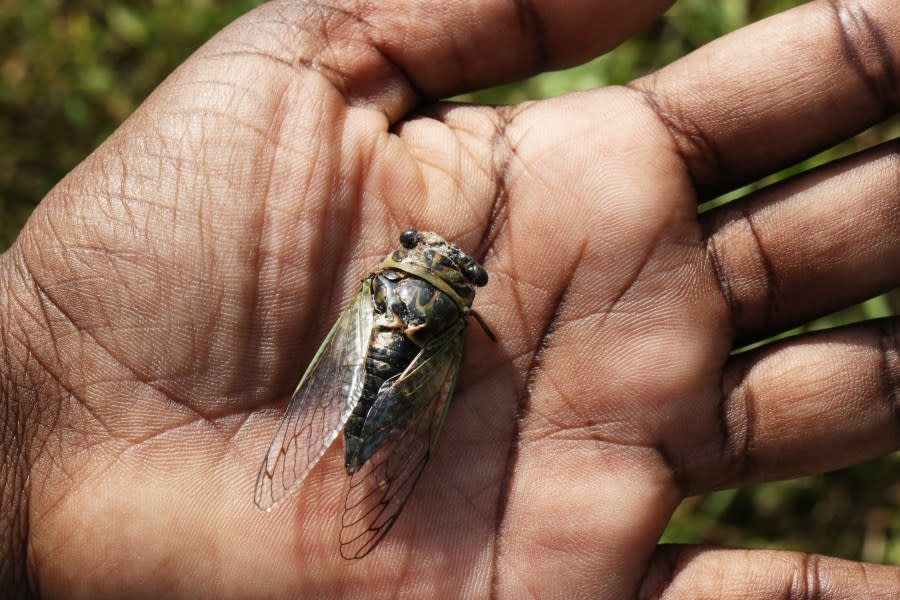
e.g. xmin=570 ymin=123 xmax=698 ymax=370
xmin=254 ymin=281 xmax=374 ymax=512
xmin=339 ymin=323 xmax=465 ymax=559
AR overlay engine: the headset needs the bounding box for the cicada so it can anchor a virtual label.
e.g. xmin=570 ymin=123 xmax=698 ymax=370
xmin=255 ymin=230 xmax=494 ymax=559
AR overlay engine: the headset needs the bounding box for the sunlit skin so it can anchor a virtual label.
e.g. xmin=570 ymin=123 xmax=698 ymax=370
xmin=0 ymin=0 xmax=897 ymax=598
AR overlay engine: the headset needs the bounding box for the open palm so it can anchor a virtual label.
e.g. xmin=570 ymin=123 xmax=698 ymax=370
xmin=2 ymin=1 xmax=898 ymax=598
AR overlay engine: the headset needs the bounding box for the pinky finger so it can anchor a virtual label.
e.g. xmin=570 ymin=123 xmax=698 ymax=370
xmin=640 ymin=545 xmax=900 ymax=600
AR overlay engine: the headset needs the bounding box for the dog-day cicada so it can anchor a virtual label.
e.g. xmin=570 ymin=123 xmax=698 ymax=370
xmin=255 ymin=230 xmax=495 ymax=559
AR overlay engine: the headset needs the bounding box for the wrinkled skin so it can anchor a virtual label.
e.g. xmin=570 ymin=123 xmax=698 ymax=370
xmin=0 ymin=0 xmax=898 ymax=598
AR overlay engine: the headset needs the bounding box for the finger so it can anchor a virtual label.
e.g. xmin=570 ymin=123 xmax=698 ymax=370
xmin=640 ymin=545 xmax=900 ymax=600
xmin=629 ymin=0 xmax=900 ymax=196
xmin=209 ymin=0 xmax=673 ymax=119
xmin=668 ymin=318 xmax=899 ymax=495
xmin=702 ymin=140 xmax=899 ymax=344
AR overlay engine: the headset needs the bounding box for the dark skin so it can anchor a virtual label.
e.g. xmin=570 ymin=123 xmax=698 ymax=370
xmin=1 ymin=0 xmax=898 ymax=597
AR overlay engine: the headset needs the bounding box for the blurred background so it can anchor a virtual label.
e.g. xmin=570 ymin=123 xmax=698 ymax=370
xmin=1 ymin=0 xmax=897 ymax=564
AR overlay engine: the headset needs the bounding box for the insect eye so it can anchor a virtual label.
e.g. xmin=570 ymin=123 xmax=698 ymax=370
xmin=399 ymin=229 xmax=419 ymax=249
xmin=464 ymin=260 xmax=488 ymax=286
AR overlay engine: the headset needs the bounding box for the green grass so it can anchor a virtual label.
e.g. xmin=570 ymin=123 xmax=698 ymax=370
xmin=0 ymin=0 xmax=897 ymax=564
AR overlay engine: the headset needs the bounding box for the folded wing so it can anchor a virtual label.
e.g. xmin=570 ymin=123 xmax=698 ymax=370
xmin=255 ymin=281 xmax=375 ymax=511
xmin=339 ymin=324 xmax=465 ymax=559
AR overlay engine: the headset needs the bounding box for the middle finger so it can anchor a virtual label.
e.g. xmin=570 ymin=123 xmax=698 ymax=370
xmin=702 ymin=140 xmax=899 ymax=344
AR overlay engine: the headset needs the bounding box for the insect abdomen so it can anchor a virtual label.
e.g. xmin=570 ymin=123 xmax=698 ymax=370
xmin=343 ymin=269 xmax=462 ymax=474
xmin=343 ymin=272 xmax=419 ymax=474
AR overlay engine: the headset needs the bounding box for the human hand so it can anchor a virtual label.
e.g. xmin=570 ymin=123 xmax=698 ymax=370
xmin=1 ymin=0 xmax=897 ymax=597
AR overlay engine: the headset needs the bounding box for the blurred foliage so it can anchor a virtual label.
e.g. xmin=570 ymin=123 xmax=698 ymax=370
xmin=0 ymin=0 xmax=897 ymax=565
xmin=0 ymin=0 xmax=264 ymax=249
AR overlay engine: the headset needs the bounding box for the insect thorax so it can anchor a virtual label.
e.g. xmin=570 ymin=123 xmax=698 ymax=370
xmin=380 ymin=243 xmax=478 ymax=310
xmin=372 ymin=268 xmax=462 ymax=347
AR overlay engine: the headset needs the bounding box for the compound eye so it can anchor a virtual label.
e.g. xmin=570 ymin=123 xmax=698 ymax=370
xmin=464 ymin=260 xmax=488 ymax=286
xmin=399 ymin=229 xmax=419 ymax=249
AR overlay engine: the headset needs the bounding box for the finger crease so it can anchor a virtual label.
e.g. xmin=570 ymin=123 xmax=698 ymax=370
xmin=742 ymin=207 xmax=779 ymax=323
xmin=625 ymin=81 xmax=724 ymax=195
xmin=704 ymin=232 xmax=740 ymax=333
xmin=791 ymin=552 xmax=823 ymax=600
xmin=828 ymin=0 xmax=900 ymax=114
xmin=719 ymin=363 xmax=756 ymax=487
